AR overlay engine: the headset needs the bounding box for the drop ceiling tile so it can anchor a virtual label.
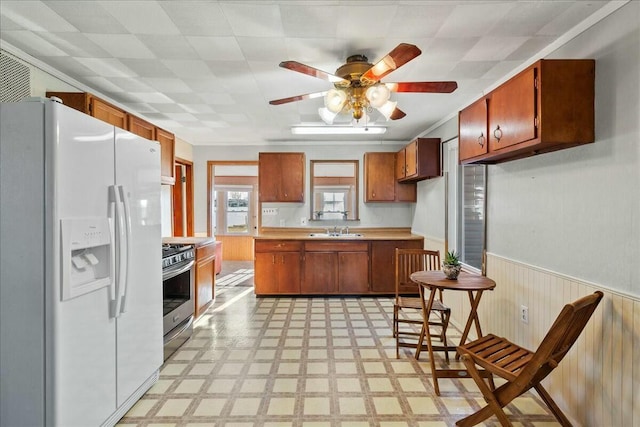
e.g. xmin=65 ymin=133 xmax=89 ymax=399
xmin=198 ymin=93 xmax=237 ymax=105
xmin=35 ymin=32 xmax=110 ymax=58
xmin=149 ymin=103 xmax=188 ymax=114
xmin=183 ymin=78 xmax=226 ymax=93
xmin=107 ymin=77 xmax=155 ymax=92
xmin=137 ymin=35 xmax=199 ymax=60
xmin=389 ymin=4 xmax=456 ymax=38
xmin=83 ymin=76 xmax=127 ymax=94
xmin=505 ymin=36 xmax=557 ymax=61
xmin=435 ymin=3 xmax=514 ymax=38
xmin=219 ymin=113 xmax=249 ymax=123
xmin=163 ymin=112 xmax=199 ymax=122
xmin=75 ymin=57 xmax=137 ymax=78
xmin=45 ymin=1 xmax=128 ymax=34
xmin=237 ymin=37 xmax=287 ymax=62
xmin=219 ymin=76 xmax=261 ymax=95
xmin=463 ymin=36 xmax=529 ymax=62
xmin=144 ymin=77 xmax=192 ymax=93
xmin=159 ymin=2 xmax=234 ymax=36
xmin=120 ymin=103 xmax=158 ymax=114
xmin=0 ymin=1 xmax=76 ymax=32
xmin=178 ymin=104 xmax=215 ymax=114
xmin=335 ymin=5 xmax=397 ymax=38
xmin=284 ymin=38 xmax=338 ymax=63
xmin=187 ymin=36 xmax=245 ymax=61
xmin=86 ymin=34 xmax=155 ymax=59
xmin=488 ymin=2 xmax=573 ymax=37
xmin=221 ymin=3 xmax=284 ymax=37
xmin=119 ymin=59 xmax=176 ymax=78
xmin=206 ymin=61 xmax=251 ymax=78
xmin=202 ymin=121 xmax=230 ymax=128
xmin=98 ymin=1 xmax=180 ymax=35
xmin=162 ymin=59 xmax=214 ymax=78
xmin=38 ymin=56 xmax=96 ymax=78
xmin=537 ymin=2 xmax=609 ymax=36
xmin=1 ymin=31 xmax=67 ymax=57
xmin=128 ymin=92 xmax=175 ymax=104
xmin=0 ymin=14 xmax=26 ymax=31
xmin=166 ymin=93 xmax=203 ymax=104
xmin=448 ymin=61 xmax=499 ymax=80
xmin=481 ymin=61 xmax=523 ymax=80
xmin=279 ymin=5 xmax=339 ymax=38
xmin=194 ymin=113 xmax=223 ymax=121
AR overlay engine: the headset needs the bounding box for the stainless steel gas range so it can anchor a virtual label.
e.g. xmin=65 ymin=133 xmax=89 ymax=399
xmin=161 ymin=243 xmax=195 ymax=360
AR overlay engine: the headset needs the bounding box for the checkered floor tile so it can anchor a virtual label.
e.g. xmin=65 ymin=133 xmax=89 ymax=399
xmin=118 ymin=262 xmax=559 ymax=426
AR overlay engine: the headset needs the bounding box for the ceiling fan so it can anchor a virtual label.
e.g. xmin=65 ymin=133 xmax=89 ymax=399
xmin=269 ymin=43 xmax=458 ymax=125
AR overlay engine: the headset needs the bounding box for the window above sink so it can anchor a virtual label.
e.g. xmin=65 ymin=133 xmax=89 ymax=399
xmin=310 ymin=160 xmax=359 ymax=221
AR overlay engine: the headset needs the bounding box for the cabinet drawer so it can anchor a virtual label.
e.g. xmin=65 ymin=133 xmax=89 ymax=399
xmin=255 ymin=240 xmax=302 ymax=252
xmin=305 ymin=242 xmax=368 ymax=252
xmin=196 ymin=243 xmax=216 ymax=260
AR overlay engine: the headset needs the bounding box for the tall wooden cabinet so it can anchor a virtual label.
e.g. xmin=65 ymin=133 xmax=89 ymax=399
xmin=258 ymin=153 xmax=305 ymax=202
xmin=364 ymin=152 xmax=416 ymax=202
xmin=459 ymin=59 xmax=595 ymax=164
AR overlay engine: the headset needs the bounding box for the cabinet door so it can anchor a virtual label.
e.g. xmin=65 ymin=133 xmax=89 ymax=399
xmin=338 ymin=252 xmax=369 ymax=293
xmin=364 ymin=152 xmax=395 ymax=201
xmin=127 ymin=115 xmax=156 ymax=141
xmin=279 ymin=153 xmax=305 ymax=202
xmin=404 ymin=141 xmax=418 ymax=178
xmin=370 ymin=240 xmax=423 ymax=293
xmin=195 ymin=255 xmax=214 ymax=318
xmin=395 ymin=148 xmax=406 ymax=179
xmin=459 ymin=98 xmax=489 ymax=161
xmin=277 ymin=252 xmax=301 ymax=294
xmin=303 ymin=252 xmax=336 ymax=294
xmin=254 ymin=252 xmax=279 ymax=294
xmin=156 ymin=128 xmax=176 ymax=185
xmin=489 ymin=68 xmax=537 ymax=151
xmin=258 ymin=153 xmax=281 ymax=202
xmin=90 ymin=97 xmax=127 ymax=128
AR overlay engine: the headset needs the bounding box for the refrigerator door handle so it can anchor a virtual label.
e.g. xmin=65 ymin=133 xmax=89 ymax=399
xmin=111 ymin=185 xmax=127 ymax=318
xmin=118 ymin=185 xmax=132 ymax=313
xmin=108 ymin=190 xmax=118 ymax=318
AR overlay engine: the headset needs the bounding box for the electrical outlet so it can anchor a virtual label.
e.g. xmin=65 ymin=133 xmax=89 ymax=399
xmin=520 ymin=305 xmax=529 ymax=324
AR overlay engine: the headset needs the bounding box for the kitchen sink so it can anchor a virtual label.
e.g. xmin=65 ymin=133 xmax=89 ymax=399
xmin=308 ymin=233 xmax=364 ymax=238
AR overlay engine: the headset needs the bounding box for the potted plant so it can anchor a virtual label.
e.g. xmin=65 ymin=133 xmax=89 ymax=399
xmin=443 ymin=250 xmax=462 ymax=279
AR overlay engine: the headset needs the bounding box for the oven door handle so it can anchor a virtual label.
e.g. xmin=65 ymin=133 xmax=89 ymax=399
xmin=163 ymin=260 xmax=195 ymax=281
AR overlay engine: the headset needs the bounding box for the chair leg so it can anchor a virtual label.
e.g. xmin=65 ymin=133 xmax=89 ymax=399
xmin=534 ymin=384 xmax=573 ymax=427
xmin=441 ymin=309 xmax=451 ymax=364
xmin=393 ymin=306 xmax=398 ymax=338
xmin=457 ymin=354 xmax=512 ymax=427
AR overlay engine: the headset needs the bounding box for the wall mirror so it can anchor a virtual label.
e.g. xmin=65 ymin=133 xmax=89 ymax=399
xmin=310 ymin=160 xmax=359 ymax=221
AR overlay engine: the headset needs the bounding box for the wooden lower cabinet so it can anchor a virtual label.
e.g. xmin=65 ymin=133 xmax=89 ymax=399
xmin=370 ymin=239 xmax=424 ymax=293
xmin=254 ymin=241 xmax=302 ymax=295
xmin=195 ymin=243 xmax=216 ymax=318
xmin=254 ymin=238 xmax=423 ymax=296
xmin=302 ymin=242 xmax=369 ymax=294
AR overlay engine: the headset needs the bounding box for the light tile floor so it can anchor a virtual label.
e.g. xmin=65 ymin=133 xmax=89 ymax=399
xmin=118 ymin=262 xmax=559 ymax=426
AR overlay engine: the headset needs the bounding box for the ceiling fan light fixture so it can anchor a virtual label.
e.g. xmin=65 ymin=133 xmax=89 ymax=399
xmin=318 ymin=107 xmax=338 ymax=124
xmin=324 ymin=88 xmax=347 ymax=113
xmin=365 ymin=84 xmax=391 ymax=108
xmin=377 ymin=100 xmax=397 ymax=121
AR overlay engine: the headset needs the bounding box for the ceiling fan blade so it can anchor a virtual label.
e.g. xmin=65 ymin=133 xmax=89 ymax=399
xmin=361 ymin=43 xmax=422 ymax=83
xmin=390 ymin=107 xmax=406 ymax=120
xmin=386 ymin=81 xmax=458 ymax=93
xmin=269 ymin=91 xmax=327 ymax=105
xmin=279 ymin=61 xmax=350 ymax=86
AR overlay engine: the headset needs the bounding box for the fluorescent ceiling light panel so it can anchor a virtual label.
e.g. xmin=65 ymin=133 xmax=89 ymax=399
xmin=291 ymin=126 xmax=386 ymax=135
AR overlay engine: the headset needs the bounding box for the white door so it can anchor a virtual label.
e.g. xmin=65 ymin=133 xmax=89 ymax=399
xmin=114 ymin=129 xmax=163 ymax=406
xmin=53 ymin=103 xmax=117 ymax=425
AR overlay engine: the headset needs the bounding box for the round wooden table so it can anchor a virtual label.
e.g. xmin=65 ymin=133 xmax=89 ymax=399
xmin=409 ymin=270 xmax=496 ymax=395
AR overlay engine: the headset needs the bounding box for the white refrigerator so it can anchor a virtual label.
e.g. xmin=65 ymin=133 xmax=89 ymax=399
xmin=0 ymin=98 xmax=163 ymax=426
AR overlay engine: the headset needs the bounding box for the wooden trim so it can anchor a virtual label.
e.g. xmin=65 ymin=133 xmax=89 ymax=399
xmin=173 ymin=157 xmax=193 ymax=236
xmin=172 ymin=165 xmax=184 ymax=236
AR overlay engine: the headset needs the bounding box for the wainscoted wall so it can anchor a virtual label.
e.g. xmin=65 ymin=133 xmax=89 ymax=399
xmin=213 ymin=235 xmax=254 ymax=261
xmin=442 ymin=253 xmax=638 ymax=427
xmin=423 ymin=235 xmax=446 ymax=261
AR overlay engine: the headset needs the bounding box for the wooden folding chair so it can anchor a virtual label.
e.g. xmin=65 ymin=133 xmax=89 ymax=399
xmin=455 ymin=290 xmax=603 ymax=426
xmin=394 ymin=248 xmax=451 ymax=360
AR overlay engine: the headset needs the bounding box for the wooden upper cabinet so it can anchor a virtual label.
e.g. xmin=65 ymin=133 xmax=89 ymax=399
xmin=156 ymin=128 xmax=176 ymax=185
xmin=127 ymin=115 xmax=156 ymax=141
xmin=459 ymin=59 xmax=595 ymax=164
xmin=459 ymin=97 xmax=489 ymax=160
xmin=46 ymin=91 xmax=126 ymax=128
xmin=258 ymin=153 xmax=305 ymax=202
xmin=364 ymin=152 xmax=416 ymax=202
xmin=396 ymin=138 xmax=441 ymax=182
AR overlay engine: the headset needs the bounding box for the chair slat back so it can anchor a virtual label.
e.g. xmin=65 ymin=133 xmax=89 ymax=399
xmin=395 ymin=249 xmax=440 ymax=295
xmin=522 ymin=291 xmax=603 ymax=383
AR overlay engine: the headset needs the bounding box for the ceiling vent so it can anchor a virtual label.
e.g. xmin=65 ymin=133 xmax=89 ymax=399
xmin=0 ymin=51 xmax=31 ymax=103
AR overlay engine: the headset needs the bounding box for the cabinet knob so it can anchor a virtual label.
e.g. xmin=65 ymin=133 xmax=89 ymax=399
xmin=493 ymin=125 xmax=503 ymax=142
xmin=478 ymin=132 xmax=485 ymax=147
